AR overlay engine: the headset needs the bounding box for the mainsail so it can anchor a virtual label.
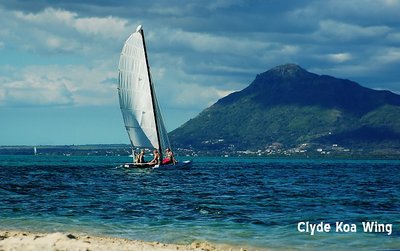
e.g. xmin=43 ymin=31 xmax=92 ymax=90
xmin=118 ymin=25 xmax=171 ymax=153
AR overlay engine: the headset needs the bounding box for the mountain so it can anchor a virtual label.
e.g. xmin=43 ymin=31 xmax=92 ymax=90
xmin=170 ymin=64 xmax=400 ymax=154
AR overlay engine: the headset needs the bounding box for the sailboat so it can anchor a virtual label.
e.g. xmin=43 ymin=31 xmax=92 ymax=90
xmin=117 ymin=25 xmax=190 ymax=168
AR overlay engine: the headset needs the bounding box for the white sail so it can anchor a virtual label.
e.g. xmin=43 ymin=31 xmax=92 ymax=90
xmin=118 ymin=26 xmax=171 ymax=152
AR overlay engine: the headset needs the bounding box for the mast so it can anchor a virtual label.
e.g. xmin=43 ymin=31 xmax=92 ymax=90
xmin=139 ymin=27 xmax=163 ymax=160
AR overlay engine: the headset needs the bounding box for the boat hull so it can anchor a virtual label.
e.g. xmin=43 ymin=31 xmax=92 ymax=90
xmin=123 ymin=160 xmax=192 ymax=169
xmin=123 ymin=163 xmax=156 ymax=168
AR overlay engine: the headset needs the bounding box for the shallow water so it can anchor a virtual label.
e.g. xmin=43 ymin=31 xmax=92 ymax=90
xmin=0 ymin=155 xmax=399 ymax=250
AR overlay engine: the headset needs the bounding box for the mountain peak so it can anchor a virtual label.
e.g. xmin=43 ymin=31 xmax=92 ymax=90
xmin=246 ymin=64 xmax=315 ymax=92
xmin=259 ymin=63 xmax=313 ymax=80
xmin=270 ymin=63 xmax=305 ymax=75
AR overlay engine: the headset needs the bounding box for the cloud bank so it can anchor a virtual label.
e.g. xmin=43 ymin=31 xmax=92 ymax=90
xmin=1 ymin=0 xmax=400 ymax=130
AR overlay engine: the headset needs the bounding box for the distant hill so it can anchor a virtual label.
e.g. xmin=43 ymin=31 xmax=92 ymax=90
xmin=170 ymin=64 xmax=400 ymax=153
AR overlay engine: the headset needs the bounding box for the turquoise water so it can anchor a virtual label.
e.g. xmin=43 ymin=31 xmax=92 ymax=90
xmin=0 ymin=155 xmax=399 ymax=250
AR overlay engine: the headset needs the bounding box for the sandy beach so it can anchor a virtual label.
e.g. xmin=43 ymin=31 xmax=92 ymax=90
xmin=0 ymin=230 xmax=243 ymax=251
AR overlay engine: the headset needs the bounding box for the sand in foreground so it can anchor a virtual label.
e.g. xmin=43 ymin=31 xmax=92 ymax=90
xmin=0 ymin=230 xmax=242 ymax=251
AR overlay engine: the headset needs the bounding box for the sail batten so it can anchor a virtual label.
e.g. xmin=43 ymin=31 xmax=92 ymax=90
xmin=118 ymin=25 xmax=171 ymax=152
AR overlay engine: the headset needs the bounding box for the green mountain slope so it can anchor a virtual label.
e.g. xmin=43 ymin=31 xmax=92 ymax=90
xmin=170 ymin=64 xmax=400 ymax=153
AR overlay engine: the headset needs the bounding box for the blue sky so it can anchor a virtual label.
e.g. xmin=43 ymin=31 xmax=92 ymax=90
xmin=1 ymin=0 xmax=400 ymax=145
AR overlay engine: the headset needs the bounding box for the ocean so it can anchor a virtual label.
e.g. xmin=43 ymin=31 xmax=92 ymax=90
xmin=0 ymin=155 xmax=399 ymax=250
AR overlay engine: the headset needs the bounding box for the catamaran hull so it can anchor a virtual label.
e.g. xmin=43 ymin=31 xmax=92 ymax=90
xmin=123 ymin=163 xmax=156 ymax=168
xmin=123 ymin=160 xmax=192 ymax=169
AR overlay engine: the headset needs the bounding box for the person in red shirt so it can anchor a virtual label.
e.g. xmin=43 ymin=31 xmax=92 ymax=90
xmin=162 ymin=148 xmax=176 ymax=165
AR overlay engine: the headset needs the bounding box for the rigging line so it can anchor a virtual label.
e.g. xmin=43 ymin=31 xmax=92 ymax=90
xmin=151 ymin=81 xmax=172 ymax=150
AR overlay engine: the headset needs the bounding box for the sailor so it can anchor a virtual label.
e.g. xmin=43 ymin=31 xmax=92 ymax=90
xmin=148 ymin=149 xmax=160 ymax=165
xmin=162 ymin=148 xmax=176 ymax=165
xmin=135 ymin=149 xmax=145 ymax=163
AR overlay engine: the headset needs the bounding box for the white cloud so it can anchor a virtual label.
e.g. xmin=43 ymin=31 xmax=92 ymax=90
xmin=74 ymin=16 xmax=129 ymax=39
xmin=374 ymin=47 xmax=400 ymax=64
xmin=170 ymin=82 xmax=236 ymax=108
xmin=10 ymin=7 xmax=133 ymax=54
xmin=385 ymin=0 xmax=400 ymax=6
xmin=15 ymin=7 xmax=76 ymax=25
xmin=317 ymin=20 xmax=391 ymax=41
xmin=387 ymin=32 xmax=400 ymax=42
xmin=14 ymin=7 xmax=130 ymax=39
xmin=207 ymin=0 xmax=246 ymax=10
xmin=326 ymin=53 xmax=353 ymax=63
xmin=0 ymin=73 xmax=73 ymax=106
xmin=0 ymin=63 xmax=117 ymax=107
xmin=293 ymin=0 xmax=400 ymax=26
xmin=0 ymin=6 xmax=133 ymax=108
xmin=0 ymin=86 xmax=5 ymax=101
xmin=4 ymin=82 xmax=73 ymax=106
xmin=148 ymin=5 xmax=186 ymax=16
xmin=310 ymin=64 xmax=373 ymax=80
xmin=204 ymin=65 xmax=257 ymax=75
xmin=280 ymin=45 xmax=299 ymax=55
xmin=154 ymin=28 xmax=270 ymax=56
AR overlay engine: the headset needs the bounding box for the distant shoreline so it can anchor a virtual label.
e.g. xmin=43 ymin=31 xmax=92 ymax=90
xmin=0 ymin=144 xmax=399 ymax=160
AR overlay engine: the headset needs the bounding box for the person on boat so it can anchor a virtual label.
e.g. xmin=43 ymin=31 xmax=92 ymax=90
xmin=135 ymin=149 xmax=145 ymax=163
xmin=148 ymin=149 xmax=160 ymax=165
xmin=162 ymin=148 xmax=176 ymax=165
